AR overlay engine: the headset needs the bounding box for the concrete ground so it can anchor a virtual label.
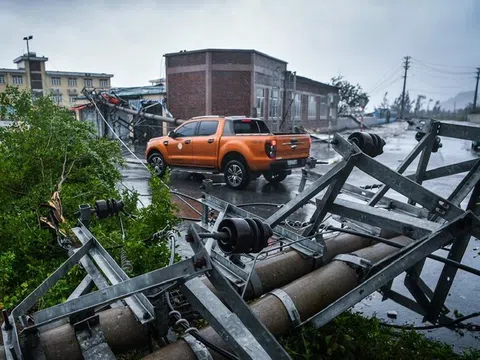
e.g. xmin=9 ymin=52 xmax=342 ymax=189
xmin=121 ymin=121 xmax=479 ymax=351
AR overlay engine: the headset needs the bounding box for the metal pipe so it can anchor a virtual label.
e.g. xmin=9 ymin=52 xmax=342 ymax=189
xmin=38 ymin=306 xmax=149 ymax=360
xmin=27 ymin=233 xmax=372 ymax=359
xmin=143 ymin=236 xmax=412 ymax=360
xmin=101 ymin=101 xmax=186 ymax=125
xmin=328 ymin=227 xmax=480 ymax=277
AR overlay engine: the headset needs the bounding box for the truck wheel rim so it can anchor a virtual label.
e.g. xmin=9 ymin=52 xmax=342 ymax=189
xmin=151 ymin=156 xmax=164 ymax=174
xmin=227 ymin=164 xmax=243 ymax=186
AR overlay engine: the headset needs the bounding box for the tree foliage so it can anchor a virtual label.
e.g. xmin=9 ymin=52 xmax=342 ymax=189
xmin=330 ymin=75 xmax=369 ymax=115
xmin=0 ymin=86 xmax=178 ymax=310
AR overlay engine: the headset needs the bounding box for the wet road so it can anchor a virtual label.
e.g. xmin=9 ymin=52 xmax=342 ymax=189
xmin=121 ymin=121 xmax=479 ymax=351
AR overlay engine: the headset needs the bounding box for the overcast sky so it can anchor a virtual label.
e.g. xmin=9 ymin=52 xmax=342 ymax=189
xmin=1 ymin=0 xmax=479 ymax=110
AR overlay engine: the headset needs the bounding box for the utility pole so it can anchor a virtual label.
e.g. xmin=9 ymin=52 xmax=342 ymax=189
xmin=473 ymin=67 xmax=480 ymax=111
xmin=400 ymin=56 xmax=410 ymax=119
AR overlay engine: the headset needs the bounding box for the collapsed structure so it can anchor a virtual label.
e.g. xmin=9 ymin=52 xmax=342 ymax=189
xmin=2 ymin=105 xmax=480 ymax=359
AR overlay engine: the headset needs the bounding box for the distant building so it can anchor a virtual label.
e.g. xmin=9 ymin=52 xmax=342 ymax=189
xmin=164 ymin=49 xmax=339 ymax=132
xmin=0 ymin=52 xmax=113 ymax=107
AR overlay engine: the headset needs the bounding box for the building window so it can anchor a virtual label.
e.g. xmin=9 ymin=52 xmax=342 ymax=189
xmin=69 ymin=96 xmax=77 ymax=103
xmin=319 ymin=95 xmax=328 ymax=119
xmin=269 ymin=89 xmax=280 ymax=118
xmin=0 ymin=75 xmax=5 ymax=84
xmin=68 ymin=78 xmax=77 ymax=87
xmin=256 ymin=88 xmax=265 ymax=118
xmin=52 ymin=93 xmax=63 ymax=104
xmin=99 ymin=79 xmax=109 ymax=88
xmin=293 ymin=93 xmax=301 ymax=119
xmin=308 ymin=96 xmax=317 ymax=119
xmin=12 ymin=75 xmax=23 ymax=85
xmin=84 ymin=78 xmax=93 ymax=87
xmin=51 ymin=77 xmax=61 ymax=86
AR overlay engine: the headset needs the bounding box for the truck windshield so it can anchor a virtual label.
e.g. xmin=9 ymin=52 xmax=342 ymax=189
xmin=231 ymin=120 xmax=270 ymax=134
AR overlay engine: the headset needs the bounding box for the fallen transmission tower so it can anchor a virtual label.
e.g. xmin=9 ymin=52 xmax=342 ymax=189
xmin=2 ymin=119 xmax=480 ymax=360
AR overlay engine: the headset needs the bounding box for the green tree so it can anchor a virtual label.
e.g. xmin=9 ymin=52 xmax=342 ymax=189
xmin=391 ymin=91 xmax=414 ymax=116
xmin=330 ymin=75 xmax=369 ymax=115
xmin=0 ymin=86 xmax=178 ymax=310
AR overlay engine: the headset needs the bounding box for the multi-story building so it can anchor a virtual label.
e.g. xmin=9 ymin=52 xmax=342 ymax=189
xmin=0 ymin=52 xmax=113 ymax=107
xmin=164 ymin=49 xmax=339 ymax=132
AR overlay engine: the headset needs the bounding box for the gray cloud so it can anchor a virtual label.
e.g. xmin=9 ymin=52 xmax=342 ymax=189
xmin=1 ymin=0 xmax=479 ymax=109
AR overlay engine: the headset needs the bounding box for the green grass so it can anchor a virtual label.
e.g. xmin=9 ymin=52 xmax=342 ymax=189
xmin=280 ymin=312 xmax=480 ymax=360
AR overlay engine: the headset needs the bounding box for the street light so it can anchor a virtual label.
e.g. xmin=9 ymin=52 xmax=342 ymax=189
xmin=22 ymin=35 xmax=33 ymax=92
xmin=23 ymin=35 xmax=33 ymax=54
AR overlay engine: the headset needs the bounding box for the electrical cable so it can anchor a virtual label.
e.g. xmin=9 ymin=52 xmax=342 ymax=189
xmin=163 ymin=233 xmax=239 ymax=360
xmin=89 ymin=95 xmax=202 ymax=217
xmin=410 ymin=58 xmax=474 ymax=75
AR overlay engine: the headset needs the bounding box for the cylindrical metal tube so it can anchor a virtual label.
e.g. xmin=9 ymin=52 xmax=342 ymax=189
xmin=39 ymin=307 xmax=149 ymax=360
xmin=143 ymin=236 xmax=412 ymax=360
xmin=19 ymin=233 xmax=374 ymax=359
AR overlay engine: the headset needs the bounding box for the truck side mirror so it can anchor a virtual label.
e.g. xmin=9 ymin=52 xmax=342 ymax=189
xmin=168 ymin=130 xmax=176 ymax=138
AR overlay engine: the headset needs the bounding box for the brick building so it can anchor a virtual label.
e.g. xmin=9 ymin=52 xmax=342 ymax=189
xmin=165 ymin=49 xmax=339 ymax=132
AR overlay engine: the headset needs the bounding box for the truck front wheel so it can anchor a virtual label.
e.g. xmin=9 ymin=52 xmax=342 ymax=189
xmin=224 ymin=160 xmax=250 ymax=190
xmin=264 ymin=171 xmax=288 ymax=183
xmin=147 ymin=152 xmax=167 ymax=177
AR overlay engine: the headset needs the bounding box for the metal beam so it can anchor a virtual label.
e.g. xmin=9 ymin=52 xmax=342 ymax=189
xmin=307 ymin=212 xmax=477 ymax=328
xmin=437 ymin=120 xmax=480 ymax=141
xmin=426 ymin=183 xmax=480 ymax=322
xmin=29 ymin=256 xmax=208 ymax=329
xmin=265 ymin=160 xmax=348 ymax=228
xmin=368 ymin=129 xmax=433 ymax=206
xmin=329 ymin=198 xmax=438 ymax=239
xmin=73 ymin=226 xmax=155 ymax=323
xmin=407 ymin=159 xmax=479 ymax=181
xmin=303 ymin=158 xmax=356 ymax=236
xmin=333 ymin=134 xmax=465 ymax=222
xmin=303 ymin=169 xmax=429 ymax=218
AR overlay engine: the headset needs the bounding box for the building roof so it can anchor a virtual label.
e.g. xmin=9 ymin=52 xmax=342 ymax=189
xmin=13 ymin=53 xmax=48 ymax=63
xmin=0 ymin=68 xmax=25 ymax=74
xmin=164 ymin=48 xmax=288 ymax=64
xmin=45 ymin=70 xmax=114 ymax=78
xmin=109 ymin=85 xmax=165 ymax=97
xmin=294 ymin=74 xmax=339 ymax=92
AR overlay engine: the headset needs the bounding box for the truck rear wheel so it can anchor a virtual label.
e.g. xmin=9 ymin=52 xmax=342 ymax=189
xmin=224 ymin=160 xmax=250 ymax=190
xmin=264 ymin=171 xmax=288 ymax=184
xmin=147 ymin=152 xmax=166 ymax=177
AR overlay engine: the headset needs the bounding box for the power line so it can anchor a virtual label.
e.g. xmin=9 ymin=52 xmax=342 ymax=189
xmin=367 ymin=64 xmax=403 ymax=94
xmin=410 ymin=58 xmax=474 ymax=75
xmin=410 ymin=57 xmax=477 ymax=70
xmin=368 ymin=76 xmax=403 ymax=96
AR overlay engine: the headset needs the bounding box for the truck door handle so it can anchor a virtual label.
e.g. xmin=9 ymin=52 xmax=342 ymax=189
xmin=208 ymin=139 xmax=214 ymax=143
xmin=185 ymin=139 xmax=191 ymax=144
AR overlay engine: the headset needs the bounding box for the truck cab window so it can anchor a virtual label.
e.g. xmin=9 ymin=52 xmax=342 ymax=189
xmin=197 ymin=121 xmax=219 ymax=136
xmin=175 ymin=122 xmax=197 ymax=137
xmin=232 ymin=120 xmax=270 ymax=134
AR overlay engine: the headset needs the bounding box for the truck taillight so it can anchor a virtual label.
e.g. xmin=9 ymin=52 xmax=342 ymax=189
xmin=308 ymin=136 xmax=312 ymax=145
xmin=265 ymin=140 xmax=277 ymax=158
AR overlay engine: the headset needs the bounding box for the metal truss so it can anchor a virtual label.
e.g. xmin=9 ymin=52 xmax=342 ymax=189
xmin=3 ymin=118 xmax=480 ymax=360
xmin=2 ymin=219 xmax=290 ymax=360
xmin=294 ymin=118 xmax=480 ymax=327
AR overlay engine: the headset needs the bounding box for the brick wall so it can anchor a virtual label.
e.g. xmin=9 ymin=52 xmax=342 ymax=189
xmin=211 ymin=51 xmax=251 ymax=64
xmin=167 ymin=53 xmax=206 ymax=68
xmin=168 ymin=71 xmax=206 ymax=119
xmin=296 ymin=80 xmax=333 ymax=95
xmin=211 ymin=71 xmax=251 ymax=116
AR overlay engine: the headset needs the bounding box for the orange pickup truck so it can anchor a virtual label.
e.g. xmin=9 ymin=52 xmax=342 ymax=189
xmin=146 ymin=116 xmax=311 ymax=189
